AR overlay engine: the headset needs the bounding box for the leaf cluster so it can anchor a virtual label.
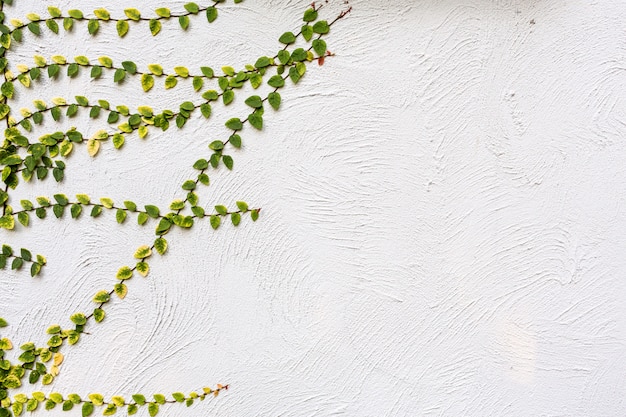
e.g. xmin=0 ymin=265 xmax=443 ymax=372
xmin=0 ymin=1 xmax=350 ymax=415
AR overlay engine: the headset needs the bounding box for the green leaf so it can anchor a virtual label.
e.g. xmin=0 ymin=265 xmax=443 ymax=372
xmin=191 ymin=206 xmax=205 ymax=217
xmin=93 ymin=290 xmax=110 ymax=303
xmin=154 ymin=238 xmax=168 ymax=255
xmin=313 ymin=20 xmax=330 ymax=34
xmin=141 ymin=74 xmax=154 ymax=92
xmin=117 ymin=20 xmax=129 ymax=37
xmin=164 ymin=75 xmax=177 ymax=89
xmin=291 ymin=48 xmax=307 ymax=62
xmin=70 ymin=312 xmax=86 ymax=325
xmin=245 ymin=95 xmax=263 ymax=108
xmin=313 ymin=39 xmax=327 ymax=56
xmin=230 ymin=134 xmax=242 ymax=148
xmin=0 ymin=215 xmax=15 ymax=230
xmin=94 ymin=8 xmax=111 ymax=20
xmin=100 ymin=197 xmax=114 ymax=209
xmin=279 ymin=32 xmax=296 ymax=44
xmin=209 ymin=140 xmax=224 ymax=151
xmin=116 ymin=266 xmax=133 ymax=280
xmin=206 ymin=7 xmax=218 ymax=23
xmin=48 ymin=392 xmax=63 ymax=404
xmin=277 ymin=50 xmax=290 ymax=65
xmin=1 ymin=81 xmax=14 ymax=98
xmin=48 ymin=6 xmax=62 ymax=17
xmin=116 ymin=209 xmax=127 ymax=224
xmin=82 ymin=402 xmax=94 ymax=417
xmin=155 ymin=218 xmax=172 ymax=235
xmin=179 ymin=15 xmax=190 ymax=30
xmin=223 ymin=89 xmax=235 ymax=105
xmin=122 ymin=61 xmax=137 ymax=74
xmin=200 ymin=103 xmax=212 ymax=119
xmin=303 ymin=8 xmax=318 ymax=22
xmin=136 ymin=261 xmax=149 ymax=277
xmin=155 ymin=8 xmax=170 ymax=18
xmin=255 ymin=56 xmax=271 ymax=68
xmin=91 ymin=205 xmax=102 ymax=217
xmin=134 ymin=245 xmax=152 ymax=259
xmin=114 ymin=68 xmax=126 ymax=83
xmin=149 ymin=19 xmax=161 ymax=36
xmin=210 ymin=215 xmax=221 ymax=230
xmin=90 ymin=65 xmax=102 ymax=79
xmin=137 ymin=212 xmax=148 ymax=225
xmin=87 ymin=19 xmax=99 ymax=35
xmin=268 ymin=75 xmax=285 ymax=88
xmin=251 ymin=209 xmax=260 ymax=221
xmin=124 ymin=201 xmax=137 ymax=211
xmin=30 ymin=262 xmax=42 ymax=277
xmin=174 ymin=66 xmax=189 ymax=78
xmin=180 ymin=101 xmax=194 ymax=111
xmin=268 ymin=92 xmax=281 ymax=110
xmin=28 ymin=22 xmax=41 ymax=35
xmin=249 ymin=112 xmax=263 ymax=130
xmin=231 ymin=212 xmax=242 ymax=226
xmin=68 ymin=9 xmax=84 ymax=19
xmin=302 ymin=24 xmax=313 ymax=41
xmin=17 ymin=212 xmax=29 ymax=227
xmin=184 ymin=3 xmax=200 ymax=14
xmin=26 ymin=398 xmax=39 ymax=412
xmin=111 ymin=397 xmax=125 ymax=407
xmin=53 ymin=194 xmax=69 ymax=206
xmin=148 ymin=65 xmax=162 ymax=77
xmin=20 ymin=248 xmax=32 ymax=261
xmin=125 ymin=8 xmax=141 ymax=21
xmin=93 ymin=308 xmax=105 ymax=323
xmin=114 ymin=283 xmax=128 ymax=299
xmin=45 ymin=19 xmax=59 ymax=34
xmin=145 ymin=205 xmax=160 ymax=218
xmin=193 ymin=159 xmax=209 ymax=170
xmin=225 ymin=118 xmax=243 ymax=131
xmin=215 ymin=205 xmax=228 ymax=215
xmin=103 ymin=404 xmax=117 ymax=415
xmin=193 ymin=76 xmax=204 ymax=91
xmin=200 ymin=67 xmax=214 ymax=78
xmin=198 ymin=173 xmax=210 ymax=185
xmin=12 ymin=257 xmax=24 ymax=270
xmin=182 ymin=180 xmax=196 ymax=191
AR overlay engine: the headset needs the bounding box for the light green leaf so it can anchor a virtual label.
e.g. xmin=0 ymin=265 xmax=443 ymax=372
xmin=117 ymin=20 xmax=129 ymax=37
xmin=116 ymin=266 xmax=133 ymax=280
xmin=125 ymin=8 xmax=141 ymax=21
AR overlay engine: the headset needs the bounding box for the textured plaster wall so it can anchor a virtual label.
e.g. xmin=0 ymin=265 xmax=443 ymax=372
xmin=2 ymin=0 xmax=626 ymax=416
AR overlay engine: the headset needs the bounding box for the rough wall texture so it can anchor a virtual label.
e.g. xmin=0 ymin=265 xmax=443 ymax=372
xmin=2 ymin=0 xmax=626 ymax=416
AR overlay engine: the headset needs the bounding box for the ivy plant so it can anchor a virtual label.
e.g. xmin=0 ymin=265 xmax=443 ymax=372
xmin=0 ymin=0 xmax=350 ymax=416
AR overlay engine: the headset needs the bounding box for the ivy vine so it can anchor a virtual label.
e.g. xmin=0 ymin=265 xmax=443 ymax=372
xmin=0 ymin=0 xmax=351 ymax=416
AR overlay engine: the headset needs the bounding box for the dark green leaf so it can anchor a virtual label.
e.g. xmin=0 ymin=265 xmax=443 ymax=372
xmin=206 ymin=7 xmax=218 ymax=23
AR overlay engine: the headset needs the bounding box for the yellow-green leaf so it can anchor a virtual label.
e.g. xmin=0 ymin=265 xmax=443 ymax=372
xmin=124 ymin=8 xmax=141 ymax=21
xmin=93 ymin=8 xmax=110 ymax=20
xmin=141 ymin=74 xmax=154 ymax=92
xmin=174 ymin=66 xmax=189 ymax=78
xmin=116 ymin=266 xmax=133 ymax=280
xmin=133 ymin=245 xmax=152 ymax=259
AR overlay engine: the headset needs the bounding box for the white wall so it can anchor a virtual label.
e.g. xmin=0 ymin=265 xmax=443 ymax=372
xmin=2 ymin=0 xmax=626 ymax=415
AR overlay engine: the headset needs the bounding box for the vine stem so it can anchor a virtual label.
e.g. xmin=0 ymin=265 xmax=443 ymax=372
xmin=5 ymin=0 xmax=227 ymax=37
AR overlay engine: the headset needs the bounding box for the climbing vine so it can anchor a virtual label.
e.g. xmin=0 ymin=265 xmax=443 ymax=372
xmin=0 ymin=0 xmax=350 ymax=415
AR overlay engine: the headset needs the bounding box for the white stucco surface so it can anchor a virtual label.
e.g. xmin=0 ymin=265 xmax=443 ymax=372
xmin=1 ymin=0 xmax=626 ymax=415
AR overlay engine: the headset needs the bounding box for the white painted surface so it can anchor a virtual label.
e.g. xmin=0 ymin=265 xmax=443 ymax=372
xmin=2 ymin=0 xmax=626 ymax=415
